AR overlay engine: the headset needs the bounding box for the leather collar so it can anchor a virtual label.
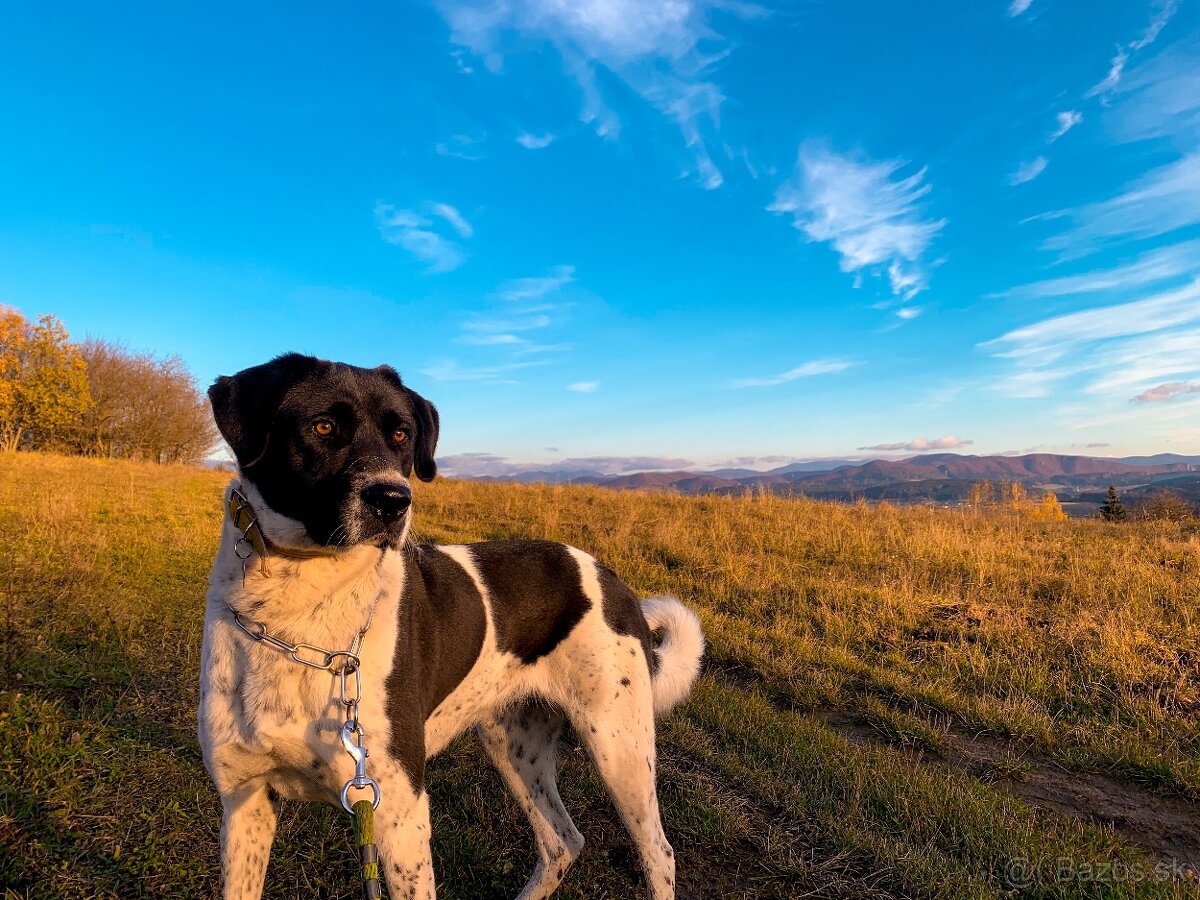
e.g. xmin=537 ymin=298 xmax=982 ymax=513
xmin=227 ymin=486 xmax=341 ymax=575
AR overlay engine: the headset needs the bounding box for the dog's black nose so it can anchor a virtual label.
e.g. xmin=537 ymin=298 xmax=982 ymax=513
xmin=361 ymin=482 xmax=412 ymax=524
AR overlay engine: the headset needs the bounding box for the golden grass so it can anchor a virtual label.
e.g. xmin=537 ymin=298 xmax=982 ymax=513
xmin=1 ymin=453 xmax=1197 ymax=898
xmin=418 ymin=477 xmax=1200 ymax=794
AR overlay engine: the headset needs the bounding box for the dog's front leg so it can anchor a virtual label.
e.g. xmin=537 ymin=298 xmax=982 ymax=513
xmin=375 ymin=784 xmax=436 ymax=900
xmin=219 ymin=781 xmax=279 ymax=900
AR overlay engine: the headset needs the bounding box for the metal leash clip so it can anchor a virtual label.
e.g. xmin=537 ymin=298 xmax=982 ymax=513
xmin=340 ymin=720 xmax=381 ymax=812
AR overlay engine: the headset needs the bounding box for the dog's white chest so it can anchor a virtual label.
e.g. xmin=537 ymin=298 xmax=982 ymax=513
xmin=198 ymin=546 xmax=403 ymax=805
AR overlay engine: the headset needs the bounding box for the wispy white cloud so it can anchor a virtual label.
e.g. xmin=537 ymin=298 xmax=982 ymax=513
xmin=375 ymin=201 xmax=472 ymax=273
xmin=1087 ymin=48 xmax=1129 ymax=100
xmin=438 ymin=0 xmax=760 ymax=190
xmin=717 ymin=454 xmax=804 ymax=467
xmin=1008 ymin=0 xmax=1033 ymax=17
xmin=437 ymin=452 xmax=511 ymax=475
xmin=463 ymin=313 xmax=553 ymax=335
xmin=982 ymin=279 xmax=1200 ymax=399
xmin=567 ymin=380 xmax=599 ymax=393
xmin=429 ymin=202 xmax=474 ymax=238
xmin=437 ymin=452 xmax=695 ymax=478
xmin=1055 ymin=393 xmax=1200 ymax=437
xmin=497 ymin=265 xmax=576 ymax=301
xmin=1088 ymin=328 xmax=1200 ymax=395
xmin=1049 ymin=110 xmax=1083 ymax=142
xmin=1008 ymin=156 xmax=1048 ymax=185
xmin=920 ymin=382 xmax=969 ymax=407
xmin=1087 ymin=0 xmax=1178 ymax=100
xmin=1130 ymin=0 xmax=1178 ymax=52
xmin=459 ymin=332 xmax=526 ymax=346
xmin=421 ymin=359 xmax=549 ymax=382
xmin=516 ymin=342 xmax=573 ymax=355
xmin=1132 ymin=380 xmax=1200 ymax=403
xmin=769 ymin=143 xmax=945 ymax=301
xmin=993 ymin=240 xmax=1200 ymax=299
xmin=730 ymin=358 xmax=856 ymax=388
xmin=1027 ymin=44 xmax=1200 ymax=262
xmin=559 ymin=455 xmax=693 ymax=473
xmin=1109 ymin=39 xmax=1200 ymax=143
xmin=857 ymin=435 xmax=974 ymax=452
xmin=435 ymin=133 xmax=487 ymax=160
xmin=986 ymin=278 xmax=1200 ymax=362
xmin=516 ymin=132 xmax=556 ymax=149
xmin=895 ymin=306 xmax=923 ymax=320
xmin=451 ymin=48 xmax=474 ymax=74
xmin=1038 ymin=153 xmax=1200 ymax=255
xmin=1008 ymin=107 xmax=1076 ymax=195
xmin=438 ymin=265 xmax=578 ymax=379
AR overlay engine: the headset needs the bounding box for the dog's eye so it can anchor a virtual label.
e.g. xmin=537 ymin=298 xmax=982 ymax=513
xmin=313 ymin=419 xmax=336 ymax=438
xmin=391 ymin=429 xmax=407 ymax=445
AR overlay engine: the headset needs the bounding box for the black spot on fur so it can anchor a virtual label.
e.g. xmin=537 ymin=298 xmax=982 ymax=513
xmin=595 ymin=561 xmax=657 ymax=675
xmin=384 ymin=546 xmax=488 ymax=788
xmin=410 ymin=547 xmax=488 ymax=715
xmin=470 ymin=541 xmax=592 ymax=664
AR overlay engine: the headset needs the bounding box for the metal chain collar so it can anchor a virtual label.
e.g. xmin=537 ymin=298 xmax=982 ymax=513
xmin=228 ymin=603 xmax=382 ymax=813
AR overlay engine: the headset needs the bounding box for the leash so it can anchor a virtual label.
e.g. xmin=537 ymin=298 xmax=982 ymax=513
xmin=352 ymin=798 xmax=382 ymax=898
xmin=225 ymin=488 xmax=383 ymax=900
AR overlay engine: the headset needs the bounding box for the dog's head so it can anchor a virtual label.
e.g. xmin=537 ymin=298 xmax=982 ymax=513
xmin=209 ymin=353 xmax=438 ymax=549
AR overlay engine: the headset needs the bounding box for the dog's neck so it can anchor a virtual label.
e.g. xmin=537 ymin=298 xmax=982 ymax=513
xmin=208 ymin=478 xmax=407 ymax=649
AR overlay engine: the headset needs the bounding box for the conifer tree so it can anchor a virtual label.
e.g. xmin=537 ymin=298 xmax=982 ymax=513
xmin=1099 ymin=485 xmax=1127 ymax=522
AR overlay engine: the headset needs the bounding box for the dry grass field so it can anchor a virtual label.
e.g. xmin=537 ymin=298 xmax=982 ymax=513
xmin=1 ymin=452 xmax=1198 ymax=898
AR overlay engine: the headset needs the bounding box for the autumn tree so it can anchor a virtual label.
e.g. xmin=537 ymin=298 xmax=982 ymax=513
xmin=970 ymin=480 xmax=1066 ymax=520
xmin=1028 ymin=490 xmax=1068 ymax=522
xmin=1005 ymin=481 xmax=1028 ymax=511
xmin=1135 ymin=490 xmax=1195 ymax=523
xmin=57 ymin=339 xmax=217 ymax=464
xmin=0 ymin=307 xmax=91 ymax=452
xmin=968 ymin=481 xmax=988 ymax=508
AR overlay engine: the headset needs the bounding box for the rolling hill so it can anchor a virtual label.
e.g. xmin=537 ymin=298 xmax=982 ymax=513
xmin=450 ymin=452 xmax=1200 ymax=507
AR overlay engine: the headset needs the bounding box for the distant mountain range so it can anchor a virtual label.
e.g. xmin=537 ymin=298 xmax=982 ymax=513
xmin=453 ymin=452 xmax=1200 ymax=509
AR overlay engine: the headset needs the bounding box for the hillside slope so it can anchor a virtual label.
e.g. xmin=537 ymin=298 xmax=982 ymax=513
xmin=2 ymin=454 xmax=1197 ymax=898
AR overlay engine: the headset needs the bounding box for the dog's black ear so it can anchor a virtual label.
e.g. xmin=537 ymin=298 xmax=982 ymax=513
xmin=405 ymin=385 xmax=440 ymax=482
xmin=377 ymin=365 xmax=440 ymax=482
xmin=209 ymin=353 xmax=320 ymax=468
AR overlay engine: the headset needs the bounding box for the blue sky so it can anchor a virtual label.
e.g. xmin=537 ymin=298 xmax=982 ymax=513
xmin=2 ymin=1 xmax=1198 ymax=475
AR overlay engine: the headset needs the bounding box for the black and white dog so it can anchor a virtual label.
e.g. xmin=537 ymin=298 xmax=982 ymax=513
xmin=198 ymin=354 xmax=704 ymax=899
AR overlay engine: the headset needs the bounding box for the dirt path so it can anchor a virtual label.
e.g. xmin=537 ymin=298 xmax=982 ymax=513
xmin=820 ymin=710 xmax=1200 ymax=874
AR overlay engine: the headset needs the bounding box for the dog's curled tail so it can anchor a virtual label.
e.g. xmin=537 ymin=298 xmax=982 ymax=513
xmin=642 ymin=596 xmax=705 ymax=717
